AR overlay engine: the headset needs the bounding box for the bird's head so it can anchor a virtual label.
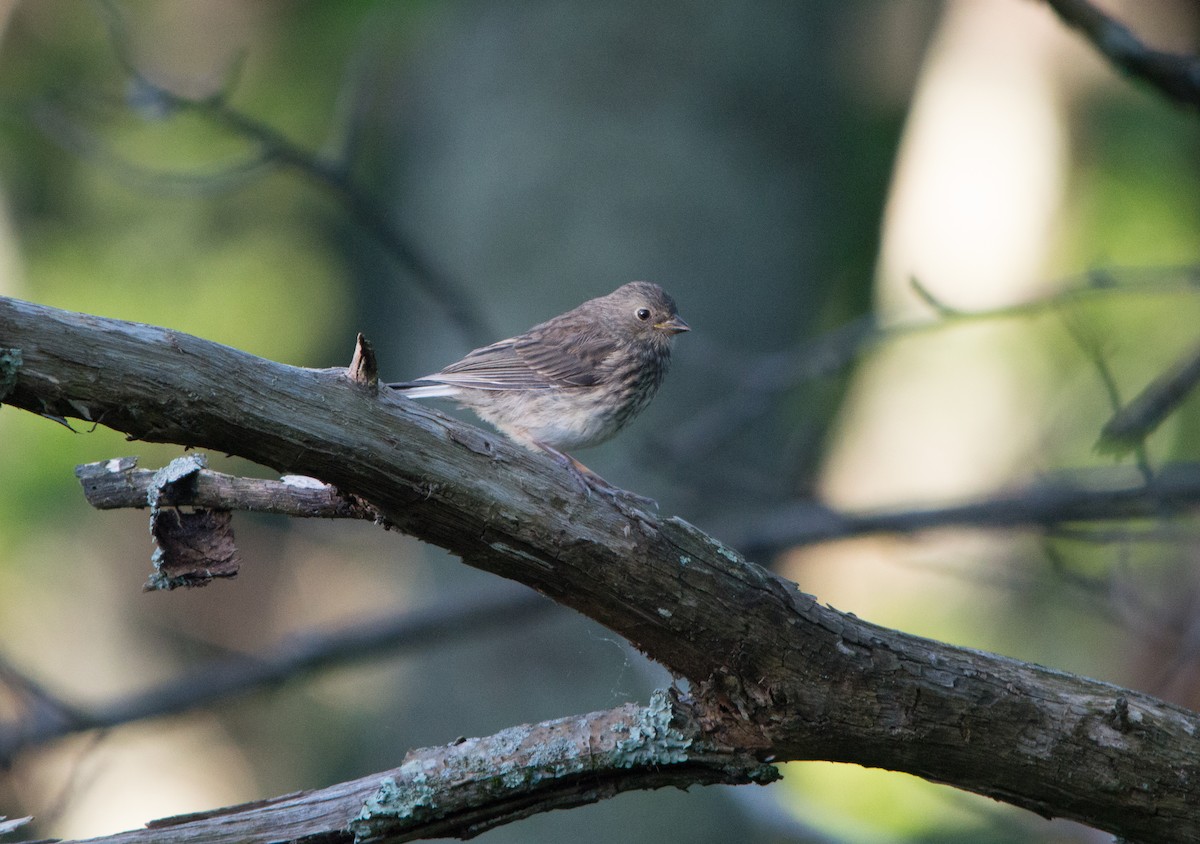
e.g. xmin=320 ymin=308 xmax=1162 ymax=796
xmin=604 ymin=281 xmax=690 ymax=344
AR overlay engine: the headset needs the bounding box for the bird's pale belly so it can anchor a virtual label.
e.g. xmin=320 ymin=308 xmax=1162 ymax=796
xmin=464 ymin=385 xmax=638 ymax=452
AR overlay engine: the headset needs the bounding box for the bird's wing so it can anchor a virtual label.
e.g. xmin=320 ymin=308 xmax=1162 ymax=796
xmin=408 ymin=336 xmax=542 ymax=390
xmin=415 ymin=337 xmax=536 ymax=390
xmin=513 ymin=325 xmax=617 ymax=387
xmin=419 ymin=323 xmax=618 ymax=391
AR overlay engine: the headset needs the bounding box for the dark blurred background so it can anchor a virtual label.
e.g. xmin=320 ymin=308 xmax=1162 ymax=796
xmin=2 ymin=1 xmax=1199 ymax=841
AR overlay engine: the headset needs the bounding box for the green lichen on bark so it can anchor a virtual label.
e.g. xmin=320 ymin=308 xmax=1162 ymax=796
xmin=347 ymin=694 xmax=711 ymax=842
xmin=349 ymin=771 xmax=438 ymax=842
xmin=612 ymin=689 xmax=693 ymax=766
xmin=0 ymin=348 xmax=20 ymax=401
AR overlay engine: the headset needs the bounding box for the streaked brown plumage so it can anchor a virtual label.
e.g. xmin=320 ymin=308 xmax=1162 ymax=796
xmin=390 ymin=281 xmax=689 ymax=492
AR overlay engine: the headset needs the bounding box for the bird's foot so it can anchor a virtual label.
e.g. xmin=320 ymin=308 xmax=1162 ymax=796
xmin=536 ymin=442 xmax=659 ymax=519
xmin=579 ymin=467 xmax=659 ymax=516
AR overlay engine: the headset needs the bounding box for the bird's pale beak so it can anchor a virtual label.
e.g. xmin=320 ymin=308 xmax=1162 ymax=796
xmin=656 ymin=315 xmax=690 ymax=335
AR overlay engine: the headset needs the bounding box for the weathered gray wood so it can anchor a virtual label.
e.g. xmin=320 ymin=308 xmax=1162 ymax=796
xmin=73 ymin=697 xmax=772 ymax=844
xmin=75 ymin=457 xmax=377 ymax=520
xmin=3 ymin=295 xmax=1198 ymax=843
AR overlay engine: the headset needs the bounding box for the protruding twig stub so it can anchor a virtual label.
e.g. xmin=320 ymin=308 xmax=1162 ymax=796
xmin=348 ymin=332 xmax=379 ymax=388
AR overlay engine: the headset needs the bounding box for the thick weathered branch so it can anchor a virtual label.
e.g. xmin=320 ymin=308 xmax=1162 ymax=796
xmin=2 ymin=295 xmax=1199 ymax=842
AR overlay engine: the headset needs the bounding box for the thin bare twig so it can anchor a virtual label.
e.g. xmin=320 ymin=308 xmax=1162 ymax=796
xmin=1098 ymin=340 xmax=1200 ymax=456
xmin=724 ymin=463 xmax=1200 ymax=554
xmin=1056 ymin=307 xmax=1155 ymax=481
xmin=75 ymin=457 xmax=379 ymax=521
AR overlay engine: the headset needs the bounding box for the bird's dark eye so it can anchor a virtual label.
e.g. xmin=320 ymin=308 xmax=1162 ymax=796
xmin=635 ymin=308 xmax=651 ymax=321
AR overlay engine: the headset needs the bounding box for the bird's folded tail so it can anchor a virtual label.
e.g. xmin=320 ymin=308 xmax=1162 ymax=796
xmin=388 ymin=381 xmax=460 ymax=398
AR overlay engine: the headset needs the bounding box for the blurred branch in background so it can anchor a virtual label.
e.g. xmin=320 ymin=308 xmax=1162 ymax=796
xmin=726 ymin=462 xmax=1200 ymax=555
xmin=1045 ymin=0 xmax=1200 ymax=110
xmin=660 ymin=265 xmax=1200 ymax=496
xmin=1056 ymin=304 xmax=1157 ymax=481
xmin=0 ymin=588 xmax=555 ymax=765
xmin=1098 ymin=340 xmax=1200 ymax=457
xmin=30 ymin=0 xmax=492 ymax=344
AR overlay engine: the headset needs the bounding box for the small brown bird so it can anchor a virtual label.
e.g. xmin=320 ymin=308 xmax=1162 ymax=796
xmin=390 ymin=281 xmax=689 ymax=494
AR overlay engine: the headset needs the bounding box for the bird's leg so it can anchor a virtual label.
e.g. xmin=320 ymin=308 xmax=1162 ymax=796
xmin=534 ymin=441 xmax=607 ymax=495
xmin=533 ymin=442 xmax=659 ymax=513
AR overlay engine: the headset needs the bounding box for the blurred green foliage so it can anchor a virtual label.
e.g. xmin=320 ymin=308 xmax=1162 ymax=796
xmin=0 ymin=2 xmax=379 ymax=545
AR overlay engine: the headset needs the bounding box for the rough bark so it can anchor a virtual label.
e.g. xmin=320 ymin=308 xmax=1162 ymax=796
xmin=3 ymin=295 xmax=1198 ymax=843
xmin=67 ymin=696 xmax=773 ymax=844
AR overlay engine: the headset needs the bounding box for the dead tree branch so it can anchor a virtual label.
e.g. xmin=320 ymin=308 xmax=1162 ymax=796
xmin=60 ymin=695 xmax=773 ymax=844
xmin=75 ymin=456 xmax=378 ymax=520
xmin=2 ymin=295 xmax=1199 ymax=842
